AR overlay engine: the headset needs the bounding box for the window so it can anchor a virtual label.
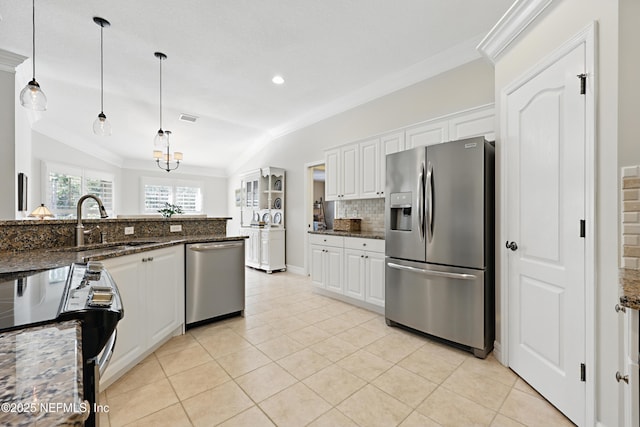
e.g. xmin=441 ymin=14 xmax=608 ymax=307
xmin=44 ymin=162 xmax=115 ymax=219
xmin=142 ymin=178 xmax=203 ymax=214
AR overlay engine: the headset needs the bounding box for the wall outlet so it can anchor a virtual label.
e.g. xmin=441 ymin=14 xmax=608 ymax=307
xmin=170 ymin=224 xmax=182 ymax=232
xmin=124 ymin=226 xmax=134 ymax=235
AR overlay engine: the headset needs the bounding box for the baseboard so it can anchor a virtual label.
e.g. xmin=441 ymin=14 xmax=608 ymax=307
xmin=493 ymin=340 xmax=505 ymax=365
xmin=285 ymin=264 xmax=305 ymax=275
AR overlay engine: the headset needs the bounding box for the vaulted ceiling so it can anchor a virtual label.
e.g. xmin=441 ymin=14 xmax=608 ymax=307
xmin=0 ymin=0 xmax=512 ymax=174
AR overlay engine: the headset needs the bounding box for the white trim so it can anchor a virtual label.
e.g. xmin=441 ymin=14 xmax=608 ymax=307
xmin=0 ymin=49 xmax=26 ymax=72
xmin=284 ymin=264 xmax=305 ymax=276
xmin=304 ymin=160 xmax=325 ymax=276
xmin=477 ymin=0 xmax=556 ymax=63
xmin=499 ymin=22 xmax=597 ymax=427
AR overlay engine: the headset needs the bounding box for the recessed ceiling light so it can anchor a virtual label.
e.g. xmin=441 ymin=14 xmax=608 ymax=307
xmin=272 ymin=75 xmax=285 ymax=85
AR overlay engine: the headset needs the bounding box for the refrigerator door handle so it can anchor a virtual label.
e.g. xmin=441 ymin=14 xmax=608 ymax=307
xmin=425 ymin=162 xmax=434 ymax=242
xmin=387 ymin=262 xmax=477 ymax=280
xmin=418 ymin=162 xmax=425 ymax=242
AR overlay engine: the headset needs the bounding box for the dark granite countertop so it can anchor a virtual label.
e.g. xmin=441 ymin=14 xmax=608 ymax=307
xmin=0 ymin=235 xmax=247 ymax=275
xmin=308 ymin=230 xmax=385 ymax=240
xmin=0 ymin=320 xmax=85 ymax=427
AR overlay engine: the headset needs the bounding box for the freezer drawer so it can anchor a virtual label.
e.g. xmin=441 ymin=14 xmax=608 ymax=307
xmin=186 ymin=241 xmax=245 ymax=326
xmin=385 ymin=257 xmax=493 ymax=358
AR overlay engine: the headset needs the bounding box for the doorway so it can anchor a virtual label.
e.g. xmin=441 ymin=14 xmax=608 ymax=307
xmin=304 ymin=161 xmax=335 ymax=275
xmin=501 ymin=23 xmax=595 ymax=426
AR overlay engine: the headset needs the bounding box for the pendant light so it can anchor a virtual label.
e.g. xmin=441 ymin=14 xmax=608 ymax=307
xmin=20 ymin=0 xmax=47 ymax=111
xmin=153 ymin=52 xmax=168 ymax=148
xmin=153 ymin=130 xmax=182 ymax=172
xmin=92 ymin=17 xmax=111 ymax=136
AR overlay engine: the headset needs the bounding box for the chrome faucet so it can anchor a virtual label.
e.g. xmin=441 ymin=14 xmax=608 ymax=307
xmin=76 ymin=194 xmax=109 ymax=246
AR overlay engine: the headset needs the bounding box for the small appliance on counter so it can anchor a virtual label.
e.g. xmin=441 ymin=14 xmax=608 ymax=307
xmin=385 ymin=136 xmax=494 ymax=358
xmin=0 ymin=262 xmax=124 ymax=426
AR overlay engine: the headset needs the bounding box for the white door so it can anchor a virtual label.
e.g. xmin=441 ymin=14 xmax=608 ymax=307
xmin=325 ymin=246 xmax=344 ymax=293
xmin=325 ymin=149 xmax=340 ymax=201
xmin=341 ymin=143 xmax=359 ymax=199
xmin=365 ymin=252 xmax=385 ymax=307
xmin=310 ymin=245 xmax=325 ymax=288
xmin=506 ymin=43 xmax=586 ymax=425
xmin=404 ymin=120 xmax=448 ymax=149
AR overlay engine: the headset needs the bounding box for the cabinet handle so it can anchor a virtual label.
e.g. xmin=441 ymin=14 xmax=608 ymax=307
xmin=365 ymin=255 xmax=369 ymax=258
xmin=363 ymin=243 xmax=366 ymax=247
xmin=615 ymin=303 xmax=626 ymax=313
xmin=148 ymin=257 xmax=154 ymax=262
xmin=361 ymin=255 xmax=364 ymax=258
xmin=142 ymin=258 xmax=147 ymax=263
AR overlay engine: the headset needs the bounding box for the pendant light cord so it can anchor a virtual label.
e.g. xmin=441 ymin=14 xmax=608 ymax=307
xmin=159 ymin=55 xmax=163 ymax=130
xmin=31 ymin=0 xmax=36 ymax=80
xmin=100 ymin=24 xmax=104 ymax=113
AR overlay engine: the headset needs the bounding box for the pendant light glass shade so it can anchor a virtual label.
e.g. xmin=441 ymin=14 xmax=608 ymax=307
xmin=154 ymin=129 xmax=168 ymax=148
xmin=21 ymin=0 xmax=46 ymax=111
xmin=20 ymin=80 xmax=47 ymax=111
xmin=153 ymin=52 xmax=168 ymax=147
xmin=93 ymin=17 xmax=111 ymax=136
xmin=93 ymin=112 xmax=111 ymax=135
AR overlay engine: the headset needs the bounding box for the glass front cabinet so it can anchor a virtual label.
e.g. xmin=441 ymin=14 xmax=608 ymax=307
xmin=240 ymin=167 xmax=286 ymax=273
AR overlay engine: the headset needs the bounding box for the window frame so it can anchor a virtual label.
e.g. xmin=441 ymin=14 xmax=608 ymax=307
xmin=140 ymin=176 xmax=204 ymax=215
xmin=42 ymin=161 xmax=116 ymax=219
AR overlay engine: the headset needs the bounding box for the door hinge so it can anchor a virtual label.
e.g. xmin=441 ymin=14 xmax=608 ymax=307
xmin=579 ymin=219 xmax=585 ymax=238
xmin=580 ymin=363 xmax=586 ymax=382
xmin=577 ymin=73 xmax=587 ymax=95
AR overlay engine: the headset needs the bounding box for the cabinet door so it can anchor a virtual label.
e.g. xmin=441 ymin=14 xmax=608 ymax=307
xmin=325 ymin=148 xmax=340 ymax=201
xmin=405 ymin=121 xmax=448 ymax=149
xmin=365 ymin=252 xmax=385 ymax=307
xmin=359 ymin=138 xmax=380 ymax=199
xmin=260 ymin=234 xmax=270 ymax=267
xmin=325 ymin=246 xmax=344 ymax=293
xmin=341 ymin=144 xmax=359 ymax=199
xmin=310 ymin=244 xmax=325 ymax=288
xmin=146 ymin=246 xmax=184 ymax=348
xmin=344 ymin=249 xmax=364 ymax=300
xmin=448 ymin=106 xmax=495 ymax=141
xmin=101 ymin=254 xmax=145 ymax=381
xmin=379 ymin=131 xmax=405 ymax=197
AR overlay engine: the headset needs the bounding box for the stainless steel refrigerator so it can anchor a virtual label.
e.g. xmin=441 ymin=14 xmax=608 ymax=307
xmin=385 ymin=136 xmax=494 ymax=358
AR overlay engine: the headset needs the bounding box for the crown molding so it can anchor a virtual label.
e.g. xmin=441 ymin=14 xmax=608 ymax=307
xmin=0 ymin=49 xmax=27 ymax=73
xmin=477 ymin=0 xmax=555 ymax=63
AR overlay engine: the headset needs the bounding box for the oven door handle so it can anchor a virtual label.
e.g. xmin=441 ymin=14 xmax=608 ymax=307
xmin=97 ymin=329 xmax=117 ymax=376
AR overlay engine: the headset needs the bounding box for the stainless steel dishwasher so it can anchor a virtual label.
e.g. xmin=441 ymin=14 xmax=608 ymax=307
xmin=186 ymin=240 xmax=245 ymax=327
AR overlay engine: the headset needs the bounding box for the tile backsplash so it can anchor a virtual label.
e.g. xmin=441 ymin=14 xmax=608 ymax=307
xmin=336 ymin=199 xmax=384 ymax=232
xmin=622 ymin=166 xmax=640 ymax=269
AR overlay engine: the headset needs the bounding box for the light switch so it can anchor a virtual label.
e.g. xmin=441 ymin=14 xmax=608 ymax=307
xmin=124 ymin=226 xmax=134 ymax=235
xmin=170 ymin=224 xmax=182 ymax=232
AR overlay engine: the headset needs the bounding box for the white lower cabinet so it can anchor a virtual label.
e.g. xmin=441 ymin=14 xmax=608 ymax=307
xmin=100 ymin=245 xmax=184 ymax=388
xmin=310 ymin=235 xmax=344 ymax=292
xmin=242 ymin=227 xmax=286 ymax=273
xmin=309 ymin=234 xmax=385 ymax=310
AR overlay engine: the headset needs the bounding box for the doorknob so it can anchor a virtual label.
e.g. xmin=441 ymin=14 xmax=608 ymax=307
xmin=505 ymin=241 xmax=518 ymax=251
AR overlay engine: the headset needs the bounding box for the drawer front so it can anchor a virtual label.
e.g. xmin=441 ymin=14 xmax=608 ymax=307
xmin=308 ymin=234 xmax=344 ymax=247
xmin=344 ymin=237 xmax=384 ymax=253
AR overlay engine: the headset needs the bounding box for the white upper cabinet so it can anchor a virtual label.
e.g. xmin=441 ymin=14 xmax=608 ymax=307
xmin=379 ymin=131 xmax=405 ymax=198
xmin=404 ymin=120 xmax=449 ymax=149
xmin=358 ymin=138 xmax=380 ymax=199
xmin=325 ymin=143 xmax=359 ymax=201
xmin=325 ymin=104 xmax=494 ymax=202
xmin=448 ymin=106 xmax=495 ymax=141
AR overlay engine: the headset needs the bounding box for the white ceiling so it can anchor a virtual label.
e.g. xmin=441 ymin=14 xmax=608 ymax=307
xmin=0 ymin=0 xmax=512 ymax=175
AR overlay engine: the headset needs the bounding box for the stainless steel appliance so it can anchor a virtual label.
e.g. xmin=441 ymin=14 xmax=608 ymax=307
xmin=0 ymin=262 xmax=124 ymax=426
xmin=385 ymin=136 xmax=494 ymax=358
xmin=186 ymin=241 xmax=245 ymax=327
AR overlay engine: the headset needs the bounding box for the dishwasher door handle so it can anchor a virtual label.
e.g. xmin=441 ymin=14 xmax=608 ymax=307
xmin=189 ymin=242 xmax=244 ymax=251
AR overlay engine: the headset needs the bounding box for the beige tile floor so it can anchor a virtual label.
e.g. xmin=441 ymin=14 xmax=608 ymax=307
xmin=100 ymin=269 xmax=575 ymax=427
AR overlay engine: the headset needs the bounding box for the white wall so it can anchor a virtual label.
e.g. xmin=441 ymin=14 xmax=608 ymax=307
xmin=227 ymin=58 xmax=495 ymax=271
xmin=0 ymin=66 xmax=16 ymax=218
xmin=120 ymin=168 xmax=227 ymax=217
xmin=30 ymin=131 xmax=228 ymax=218
xmin=493 ymin=1 xmax=621 ymax=425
